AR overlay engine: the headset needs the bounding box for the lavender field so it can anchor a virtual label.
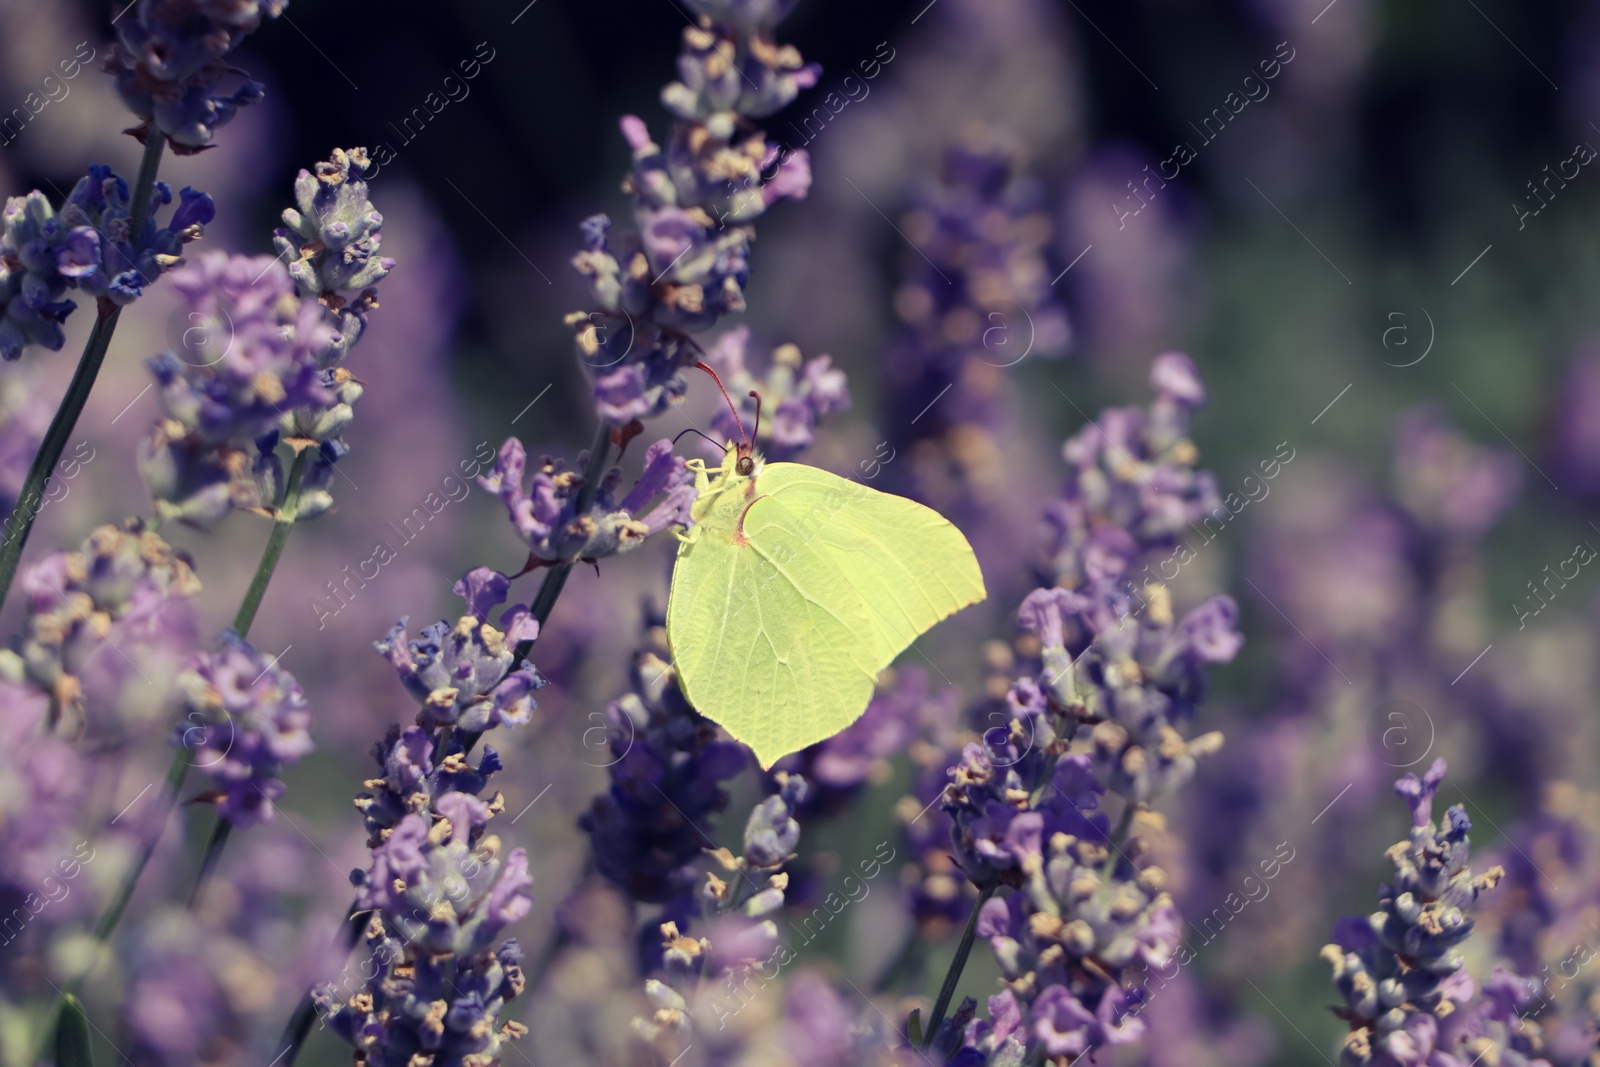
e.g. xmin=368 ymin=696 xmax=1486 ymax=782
xmin=0 ymin=1 xmax=1595 ymax=1065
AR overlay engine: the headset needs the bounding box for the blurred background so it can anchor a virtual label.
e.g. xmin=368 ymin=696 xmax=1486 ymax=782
xmin=2 ymin=0 xmax=1598 ymax=1064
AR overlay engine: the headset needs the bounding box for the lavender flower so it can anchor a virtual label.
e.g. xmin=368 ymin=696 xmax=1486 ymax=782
xmin=567 ymin=2 xmax=814 ymax=423
xmin=373 ymin=566 xmax=543 ymax=735
xmin=1017 ymin=583 xmax=1234 ymax=803
xmin=702 ymin=325 xmax=849 ymax=460
xmin=315 ymin=571 xmax=540 ymax=1065
xmin=104 ymin=0 xmax=284 ymax=149
xmin=172 ymin=630 xmax=314 ymax=828
xmin=1323 ymin=759 xmax=1505 ymax=1066
xmin=140 ymin=150 xmax=391 ymax=524
xmin=661 ymin=10 xmax=820 ymax=119
xmin=273 ymin=147 xmax=395 ymax=366
xmin=64 ymin=163 xmax=216 ymax=304
xmin=316 ymin=816 xmax=533 ymax=1066
xmin=883 ymin=142 xmax=1070 ymax=544
xmin=139 ymin=251 xmax=335 ymax=522
xmin=4 ymin=519 xmax=201 ymax=733
xmin=479 ymin=436 xmax=696 ymax=564
xmin=579 ymin=618 xmax=747 ymax=904
xmin=1040 ymin=351 xmax=1221 ymax=607
xmin=928 ymin=355 xmax=1238 ymax=1064
xmin=0 ymin=192 xmax=99 ymax=360
xmin=0 ymin=167 xmax=213 ymax=359
xmin=633 ymin=774 xmax=819 ymax=1063
xmin=150 ymin=252 xmax=335 ymax=443
xmin=941 ymin=722 xmax=1178 ymax=1062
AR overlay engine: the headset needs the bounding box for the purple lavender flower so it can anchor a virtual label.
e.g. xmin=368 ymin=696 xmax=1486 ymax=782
xmin=5 ymin=520 xmax=201 ymax=734
xmin=1017 ymin=583 xmax=1233 ymax=803
xmin=64 ymin=163 xmax=216 ymax=304
xmin=579 ymin=619 xmax=747 ymax=904
xmin=884 ymin=141 xmax=1070 ymax=522
xmin=1323 ymin=759 xmax=1506 ymax=1066
xmin=316 ymin=570 xmax=540 ymax=1065
xmin=0 ymin=192 xmax=99 ymax=360
xmin=316 ymin=820 xmax=533 ymax=1066
xmin=172 ymin=630 xmax=314 ymax=828
xmin=273 ymin=147 xmax=395 ymax=367
xmin=140 ymin=151 xmax=391 ymax=524
xmin=139 ymin=251 xmax=335 ymax=522
xmin=373 ymin=566 xmax=543 ymax=734
xmin=0 ymin=168 xmax=212 ymax=359
xmin=632 ymin=774 xmax=825 ymax=1064
xmin=149 ymin=252 xmax=335 ymax=445
xmin=104 ymin=0 xmax=284 ymax=149
xmin=662 ymin=9 xmax=820 ymax=119
xmin=566 ymin=4 xmax=815 ymax=424
xmin=931 ymin=354 xmax=1238 ymax=1064
xmin=1040 ymin=351 xmax=1221 ymax=606
xmin=940 ymin=684 xmax=1084 ymax=887
xmin=479 ymin=436 xmax=696 ymax=564
xmin=940 ymin=721 xmax=1179 ymax=1061
xmin=702 ymin=325 xmax=849 ymax=460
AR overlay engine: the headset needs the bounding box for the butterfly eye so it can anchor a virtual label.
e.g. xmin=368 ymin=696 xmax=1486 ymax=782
xmin=736 ymin=456 xmax=754 ymax=476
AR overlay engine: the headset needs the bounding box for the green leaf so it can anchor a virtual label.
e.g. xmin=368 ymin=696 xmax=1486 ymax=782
xmin=906 ymin=1007 xmax=924 ymax=1048
xmin=54 ymin=995 xmax=94 ymax=1067
xmin=668 ymin=445 xmax=986 ymax=767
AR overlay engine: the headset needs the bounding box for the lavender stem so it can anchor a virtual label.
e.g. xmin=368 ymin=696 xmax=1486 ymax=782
xmin=922 ymin=880 xmax=999 ymax=1047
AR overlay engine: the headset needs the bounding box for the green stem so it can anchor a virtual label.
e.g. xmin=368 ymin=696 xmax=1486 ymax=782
xmin=527 ymin=420 xmax=614 ymax=629
xmin=185 ymin=816 xmax=233 ymax=911
xmin=0 ymin=132 xmax=165 ymax=616
xmin=1101 ymin=802 xmax=1137 ymax=885
xmin=0 ymin=305 xmax=119 ymax=610
xmin=128 ymin=130 xmax=167 ymax=246
xmin=181 ymin=446 xmax=308 ymax=914
xmin=460 ymin=421 xmax=614 ymax=756
xmin=922 ymin=881 xmax=998 ymax=1048
xmin=233 ymin=447 xmax=310 ymax=637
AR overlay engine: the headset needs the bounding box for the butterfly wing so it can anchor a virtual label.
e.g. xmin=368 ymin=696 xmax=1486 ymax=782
xmin=755 ymin=462 xmax=987 ymax=671
xmin=668 ymin=486 xmax=879 ymax=769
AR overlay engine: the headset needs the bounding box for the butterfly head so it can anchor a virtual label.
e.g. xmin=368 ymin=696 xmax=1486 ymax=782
xmin=734 ymin=438 xmax=757 ymax=477
xmin=719 ymin=439 xmax=763 ymax=480
xmin=694 ymin=360 xmax=764 ymax=479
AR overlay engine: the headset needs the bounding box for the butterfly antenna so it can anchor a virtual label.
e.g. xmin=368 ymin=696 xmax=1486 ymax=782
xmin=693 ymin=361 xmax=749 ymax=450
xmin=748 ymin=390 xmax=762 ymax=443
xmin=672 ymin=425 xmax=724 ymax=451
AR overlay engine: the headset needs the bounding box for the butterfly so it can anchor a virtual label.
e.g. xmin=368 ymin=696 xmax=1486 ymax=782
xmin=665 ymin=365 xmax=985 ymax=767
